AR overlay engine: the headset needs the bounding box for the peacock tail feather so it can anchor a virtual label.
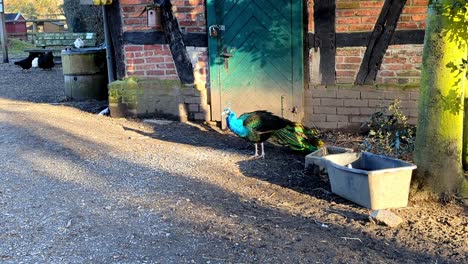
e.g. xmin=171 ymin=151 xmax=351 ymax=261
xmin=270 ymin=123 xmax=324 ymax=152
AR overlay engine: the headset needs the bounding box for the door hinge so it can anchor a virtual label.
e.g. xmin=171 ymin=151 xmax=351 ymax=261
xmin=208 ymin=25 xmax=225 ymax=38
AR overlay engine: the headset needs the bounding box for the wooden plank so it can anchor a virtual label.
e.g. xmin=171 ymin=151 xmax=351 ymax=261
xmin=355 ymin=0 xmax=407 ymax=85
xmin=123 ymin=31 xmax=207 ymax=47
xmin=333 ymin=30 xmax=425 ymax=47
xmin=314 ymin=0 xmax=336 ymax=84
xmin=106 ymin=0 xmax=125 ymax=80
xmin=335 ymin=32 xmax=370 ymax=47
xmin=159 ymin=0 xmax=194 ymax=84
xmin=390 ymin=29 xmax=425 ymax=45
xmin=125 ymin=30 xmax=424 ymax=49
xmin=0 ymin=12 xmax=9 ymax=63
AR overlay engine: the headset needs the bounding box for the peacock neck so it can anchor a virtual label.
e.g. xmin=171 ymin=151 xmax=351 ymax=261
xmin=226 ymin=112 xmax=248 ymax=137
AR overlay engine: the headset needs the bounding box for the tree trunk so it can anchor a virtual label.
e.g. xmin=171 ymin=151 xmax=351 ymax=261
xmin=462 ymin=50 xmax=468 ymax=203
xmin=414 ymin=0 xmax=467 ymax=197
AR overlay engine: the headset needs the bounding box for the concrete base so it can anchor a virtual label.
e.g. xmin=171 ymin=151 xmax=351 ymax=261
xmin=108 ymin=77 xmax=210 ymax=121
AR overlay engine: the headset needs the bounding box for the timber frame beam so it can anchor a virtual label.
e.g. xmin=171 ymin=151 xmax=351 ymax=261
xmin=313 ymin=0 xmax=336 ymax=85
xmin=355 ymin=0 xmax=408 ymax=85
xmin=122 ymin=0 xmax=422 ymax=85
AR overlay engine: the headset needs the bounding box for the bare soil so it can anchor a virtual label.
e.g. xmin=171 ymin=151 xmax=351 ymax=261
xmin=0 ymin=58 xmax=466 ymax=263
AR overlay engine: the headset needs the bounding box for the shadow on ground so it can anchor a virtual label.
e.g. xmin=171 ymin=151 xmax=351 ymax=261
xmin=0 ymin=105 xmax=451 ymax=263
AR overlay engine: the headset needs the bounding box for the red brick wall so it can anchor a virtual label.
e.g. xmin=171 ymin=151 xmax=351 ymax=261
xmin=121 ymin=0 xmax=206 ymax=32
xmin=119 ymin=0 xmax=209 ymax=121
xmin=333 ymin=0 xmax=428 ymax=84
xmin=307 ymin=0 xmax=428 ymax=85
xmin=305 ymin=0 xmax=427 ymax=130
xmin=124 ymin=44 xmax=178 ymax=78
xmin=120 ymin=0 xmax=207 ymax=82
xmin=119 ymin=0 xmax=427 ymax=127
xmin=334 ymin=0 xmax=427 ymax=33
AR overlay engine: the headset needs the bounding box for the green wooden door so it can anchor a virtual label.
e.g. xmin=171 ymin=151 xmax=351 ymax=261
xmin=207 ymin=0 xmax=303 ymax=121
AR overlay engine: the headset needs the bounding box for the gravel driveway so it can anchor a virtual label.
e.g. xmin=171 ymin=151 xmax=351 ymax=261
xmin=0 ymin=60 xmax=466 ymax=263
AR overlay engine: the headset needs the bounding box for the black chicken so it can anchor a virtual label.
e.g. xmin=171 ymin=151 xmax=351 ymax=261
xmin=14 ymin=54 xmax=35 ymax=70
xmin=38 ymin=52 xmax=55 ymax=70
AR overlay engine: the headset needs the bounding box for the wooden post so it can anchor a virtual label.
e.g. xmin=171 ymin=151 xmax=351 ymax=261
xmin=355 ymin=0 xmax=407 ymax=85
xmin=32 ymin=21 xmax=37 ymax=44
xmin=102 ymin=5 xmax=115 ymax=83
xmin=106 ymin=0 xmax=125 ymax=80
xmin=158 ymin=0 xmax=195 ymax=84
xmin=313 ymin=0 xmax=336 ymax=85
xmin=0 ymin=0 xmax=9 ymax=63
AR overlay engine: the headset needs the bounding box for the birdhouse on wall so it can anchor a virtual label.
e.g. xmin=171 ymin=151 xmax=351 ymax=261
xmin=147 ymin=5 xmax=162 ymax=29
xmin=80 ymin=0 xmax=112 ymax=5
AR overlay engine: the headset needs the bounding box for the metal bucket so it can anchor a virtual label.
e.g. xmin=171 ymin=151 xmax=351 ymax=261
xmin=61 ymin=47 xmax=108 ymax=100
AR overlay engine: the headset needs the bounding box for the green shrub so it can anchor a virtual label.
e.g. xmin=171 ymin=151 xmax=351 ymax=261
xmin=360 ymin=99 xmax=415 ymax=159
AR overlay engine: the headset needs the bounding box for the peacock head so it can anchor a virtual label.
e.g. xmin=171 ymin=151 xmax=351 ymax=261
xmin=222 ymin=102 xmax=233 ymax=116
xmin=222 ymin=108 xmax=231 ymax=116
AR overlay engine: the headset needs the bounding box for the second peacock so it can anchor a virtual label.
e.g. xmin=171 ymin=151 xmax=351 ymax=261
xmin=223 ymin=107 xmax=324 ymax=159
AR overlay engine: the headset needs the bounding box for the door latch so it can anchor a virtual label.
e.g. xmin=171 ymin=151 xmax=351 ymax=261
xmin=220 ymin=47 xmax=233 ymax=69
xmin=208 ymin=25 xmax=225 ymax=38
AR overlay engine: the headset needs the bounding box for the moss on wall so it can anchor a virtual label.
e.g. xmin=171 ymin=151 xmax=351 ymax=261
xmin=108 ymin=77 xmax=208 ymax=121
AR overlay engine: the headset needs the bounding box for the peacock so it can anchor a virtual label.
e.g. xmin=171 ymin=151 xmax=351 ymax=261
xmin=223 ymin=107 xmax=324 ymax=158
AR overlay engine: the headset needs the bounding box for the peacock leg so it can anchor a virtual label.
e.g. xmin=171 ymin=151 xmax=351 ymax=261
xmin=258 ymin=142 xmax=265 ymax=159
xmin=249 ymin=143 xmax=260 ymax=159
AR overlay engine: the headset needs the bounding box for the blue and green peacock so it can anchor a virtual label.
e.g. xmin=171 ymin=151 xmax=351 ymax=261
xmin=223 ymin=107 xmax=324 ymax=158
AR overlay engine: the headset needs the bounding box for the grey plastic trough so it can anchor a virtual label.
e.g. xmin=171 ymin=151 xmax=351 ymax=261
xmin=323 ymin=152 xmax=417 ymax=209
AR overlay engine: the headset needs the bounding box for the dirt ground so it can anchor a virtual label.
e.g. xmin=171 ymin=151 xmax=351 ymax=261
xmin=0 ymin=58 xmax=466 ymax=263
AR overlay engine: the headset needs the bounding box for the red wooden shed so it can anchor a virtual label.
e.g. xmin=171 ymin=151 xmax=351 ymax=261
xmin=5 ymin=13 xmax=27 ymax=40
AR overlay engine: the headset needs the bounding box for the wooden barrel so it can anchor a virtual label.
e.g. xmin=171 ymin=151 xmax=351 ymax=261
xmin=61 ymin=47 xmax=108 ymax=100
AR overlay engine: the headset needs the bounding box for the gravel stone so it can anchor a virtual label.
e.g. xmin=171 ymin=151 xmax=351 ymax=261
xmin=0 ymin=58 xmax=466 ymax=263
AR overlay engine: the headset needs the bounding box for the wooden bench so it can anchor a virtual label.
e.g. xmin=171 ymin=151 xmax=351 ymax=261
xmin=24 ymin=32 xmax=97 ymax=58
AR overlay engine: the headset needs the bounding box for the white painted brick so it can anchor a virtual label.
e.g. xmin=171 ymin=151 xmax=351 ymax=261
xmin=360 ymin=107 xmax=381 ymax=115
xmin=313 ymin=106 xmax=336 ymax=114
xmin=321 ymin=98 xmax=344 ymax=106
xmin=313 ymin=122 xmax=338 ymax=129
xmin=384 ymin=91 xmax=411 ymax=100
xmin=343 ymin=99 xmax=368 ymax=107
xmin=337 ymin=122 xmax=353 ymax=129
xmin=361 ymin=91 xmax=385 ymax=99
xmin=188 ymin=103 xmax=199 ymax=112
xmin=194 ymin=112 xmax=209 ymax=121
xmin=305 ymin=98 xmax=321 ymax=106
xmin=410 ymin=91 xmax=420 ymax=100
xmin=409 ymin=108 xmax=419 ymax=117
xmin=337 ymin=89 xmax=360 ymax=99
xmin=312 ymin=89 xmax=337 ymax=98
xmin=337 ymin=107 xmax=360 ymax=115
xmin=408 ymin=117 xmax=418 ymax=125
xmin=369 ymin=99 xmax=392 ymax=107
xmin=400 ymin=100 xmax=418 ymax=109
xmin=327 ymin=115 xmax=349 ymax=122
xmin=350 ymin=115 xmax=369 ymax=123
xmin=308 ymin=114 xmax=327 ymax=122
